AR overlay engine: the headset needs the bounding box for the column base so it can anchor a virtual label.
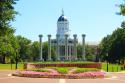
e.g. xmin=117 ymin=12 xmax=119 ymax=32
xmin=39 ymin=59 xmax=44 ymax=62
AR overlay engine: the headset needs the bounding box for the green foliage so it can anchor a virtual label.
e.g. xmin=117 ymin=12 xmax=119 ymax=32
xmin=0 ymin=0 xmax=18 ymax=36
xmin=102 ymin=63 xmax=122 ymax=72
xmin=77 ymin=44 xmax=96 ymax=61
xmin=77 ymin=44 xmax=82 ymax=59
xmin=16 ymin=35 xmax=31 ymax=62
xmin=99 ymin=35 xmax=112 ymax=61
xmin=32 ymin=69 xmax=49 ymax=72
xmin=56 ymin=67 xmax=69 ymax=74
xmin=99 ymin=26 xmax=125 ymax=63
xmin=42 ymin=42 xmax=56 ymax=61
xmin=75 ymin=68 xmax=99 ymax=73
xmin=0 ymin=0 xmax=19 ymax=64
xmin=30 ymin=41 xmax=40 ymax=61
xmin=99 ymin=1 xmax=125 ymax=63
xmin=118 ymin=3 xmax=125 ymax=16
xmin=85 ymin=45 xmax=96 ymax=61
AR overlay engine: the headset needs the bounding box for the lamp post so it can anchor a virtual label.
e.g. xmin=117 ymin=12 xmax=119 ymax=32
xmin=106 ymin=53 xmax=109 ymax=72
xmin=15 ymin=49 xmax=18 ymax=70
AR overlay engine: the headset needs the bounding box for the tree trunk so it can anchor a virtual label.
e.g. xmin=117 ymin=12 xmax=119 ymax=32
xmin=2 ymin=55 xmax=6 ymax=64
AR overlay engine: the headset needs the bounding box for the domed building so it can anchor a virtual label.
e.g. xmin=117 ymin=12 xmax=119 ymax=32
xmin=51 ymin=10 xmax=78 ymax=61
xmin=39 ymin=10 xmax=86 ymax=61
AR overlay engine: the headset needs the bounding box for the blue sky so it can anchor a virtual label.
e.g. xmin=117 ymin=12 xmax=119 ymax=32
xmin=13 ymin=0 xmax=124 ymax=44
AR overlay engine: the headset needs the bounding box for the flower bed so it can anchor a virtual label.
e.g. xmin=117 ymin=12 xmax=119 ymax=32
xmin=15 ymin=63 xmax=104 ymax=79
xmin=12 ymin=70 xmax=105 ymax=79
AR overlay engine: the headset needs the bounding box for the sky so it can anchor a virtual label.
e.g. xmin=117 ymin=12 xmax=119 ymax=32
xmin=13 ymin=0 xmax=124 ymax=44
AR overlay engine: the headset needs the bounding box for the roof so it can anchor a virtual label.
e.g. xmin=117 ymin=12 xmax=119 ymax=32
xmin=58 ymin=15 xmax=68 ymax=21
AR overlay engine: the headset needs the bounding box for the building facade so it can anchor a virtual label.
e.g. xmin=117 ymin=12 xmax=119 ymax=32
xmin=51 ymin=10 xmax=77 ymax=61
xmin=39 ymin=10 xmax=86 ymax=61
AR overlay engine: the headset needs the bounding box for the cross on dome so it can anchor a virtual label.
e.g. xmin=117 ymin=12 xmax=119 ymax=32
xmin=62 ymin=9 xmax=64 ymax=16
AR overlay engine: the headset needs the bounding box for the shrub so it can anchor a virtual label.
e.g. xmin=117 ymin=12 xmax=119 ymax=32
xmin=75 ymin=68 xmax=99 ymax=73
xmin=33 ymin=69 xmax=49 ymax=72
xmin=56 ymin=68 xmax=69 ymax=74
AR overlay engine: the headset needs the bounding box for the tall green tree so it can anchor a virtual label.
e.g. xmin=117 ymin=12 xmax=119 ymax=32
xmin=99 ymin=35 xmax=112 ymax=61
xmin=16 ymin=35 xmax=31 ymax=62
xmin=109 ymin=27 xmax=125 ymax=63
xmin=0 ymin=0 xmax=19 ymax=63
xmin=0 ymin=0 xmax=18 ymax=36
xmin=99 ymin=24 xmax=125 ymax=63
xmin=30 ymin=41 xmax=40 ymax=61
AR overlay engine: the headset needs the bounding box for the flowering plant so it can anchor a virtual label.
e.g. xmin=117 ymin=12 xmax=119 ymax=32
xmin=13 ymin=69 xmax=105 ymax=79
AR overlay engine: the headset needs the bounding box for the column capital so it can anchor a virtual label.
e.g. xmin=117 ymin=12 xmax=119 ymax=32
xmin=39 ymin=34 xmax=43 ymax=37
xmin=73 ymin=34 xmax=77 ymax=38
xmin=48 ymin=34 xmax=51 ymax=37
xmin=65 ymin=34 xmax=69 ymax=38
xmin=82 ymin=34 xmax=86 ymax=38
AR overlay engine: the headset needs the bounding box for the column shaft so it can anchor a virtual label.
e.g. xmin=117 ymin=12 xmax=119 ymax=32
xmin=82 ymin=34 xmax=86 ymax=61
xmin=56 ymin=34 xmax=60 ymax=61
xmin=69 ymin=45 xmax=71 ymax=61
xmin=73 ymin=34 xmax=77 ymax=60
xmin=65 ymin=34 xmax=68 ymax=60
xmin=39 ymin=34 xmax=43 ymax=61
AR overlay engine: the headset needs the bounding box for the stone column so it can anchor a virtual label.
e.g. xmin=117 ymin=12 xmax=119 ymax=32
xmin=39 ymin=34 xmax=43 ymax=61
xmin=65 ymin=34 xmax=69 ymax=60
xmin=73 ymin=34 xmax=77 ymax=60
xmin=48 ymin=34 xmax=51 ymax=61
xmin=69 ymin=45 xmax=71 ymax=61
xmin=82 ymin=34 xmax=86 ymax=61
xmin=56 ymin=34 xmax=60 ymax=61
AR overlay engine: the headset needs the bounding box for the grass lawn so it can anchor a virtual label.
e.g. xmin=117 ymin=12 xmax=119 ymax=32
xmin=0 ymin=63 xmax=24 ymax=70
xmin=102 ymin=63 xmax=122 ymax=72
xmin=0 ymin=62 xmax=123 ymax=72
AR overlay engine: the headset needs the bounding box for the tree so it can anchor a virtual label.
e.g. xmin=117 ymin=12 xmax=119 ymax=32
xmin=42 ymin=42 xmax=56 ymax=61
xmin=77 ymin=43 xmax=96 ymax=61
xmin=0 ymin=0 xmax=18 ymax=36
xmin=30 ymin=41 xmax=40 ymax=61
xmin=77 ymin=44 xmax=82 ymax=60
xmin=109 ymin=27 xmax=125 ymax=63
xmin=85 ymin=45 xmax=97 ymax=61
xmin=0 ymin=34 xmax=19 ymax=64
xmin=0 ymin=0 xmax=19 ymax=63
xmin=99 ymin=23 xmax=125 ymax=63
xmin=99 ymin=35 xmax=112 ymax=61
xmin=16 ymin=35 xmax=31 ymax=62
xmin=118 ymin=2 xmax=125 ymax=16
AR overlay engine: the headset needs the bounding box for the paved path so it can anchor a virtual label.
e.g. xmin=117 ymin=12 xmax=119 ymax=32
xmin=0 ymin=70 xmax=125 ymax=83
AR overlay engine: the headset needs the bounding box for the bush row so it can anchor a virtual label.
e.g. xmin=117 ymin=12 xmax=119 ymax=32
xmin=24 ymin=63 xmax=102 ymax=69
